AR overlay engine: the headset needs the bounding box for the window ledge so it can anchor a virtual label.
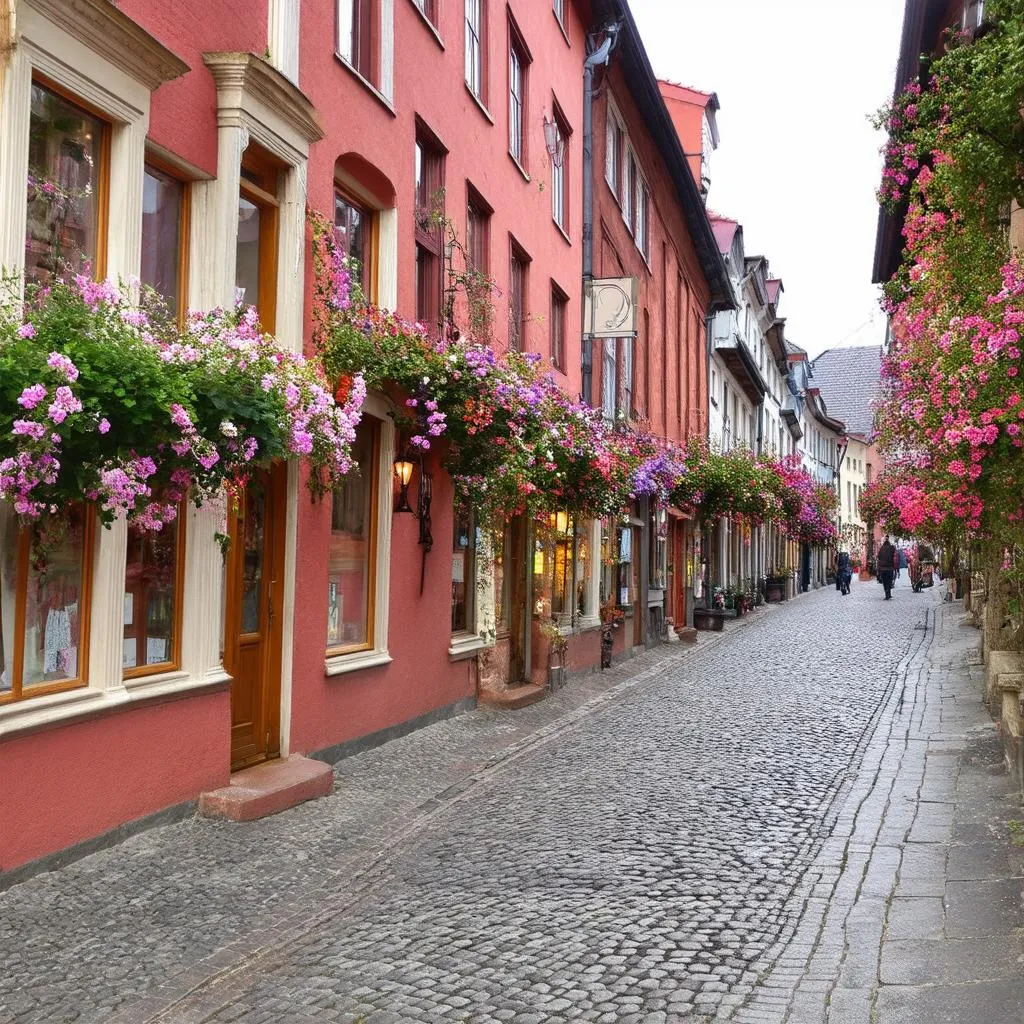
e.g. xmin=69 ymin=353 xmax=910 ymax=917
xmin=465 ymin=84 xmax=495 ymax=124
xmin=325 ymin=649 xmax=392 ymax=677
xmin=0 ymin=671 xmax=230 ymax=742
xmin=553 ymin=220 xmax=571 ymax=245
xmin=509 ymin=153 xmax=530 ymax=182
xmin=449 ymin=632 xmax=488 ymax=661
xmin=333 ymin=54 xmax=397 ymax=116
xmin=554 ymin=11 xmax=571 ymax=46
xmin=408 ymin=1 xmax=445 ymax=49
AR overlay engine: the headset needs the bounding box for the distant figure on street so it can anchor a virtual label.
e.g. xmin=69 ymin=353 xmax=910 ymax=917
xmin=837 ymin=551 xmax=853 ymax=596
xmin=877 ymin=536 xmax=898 ymax=600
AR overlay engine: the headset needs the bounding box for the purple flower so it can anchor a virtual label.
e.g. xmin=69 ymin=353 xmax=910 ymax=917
xmin=17 ymin=323 xmax=36 ymax=339
xmin=98 ymin=418 xmax=111 ymax=434
xmin=18 ymin=384 xmax=47 ymax=409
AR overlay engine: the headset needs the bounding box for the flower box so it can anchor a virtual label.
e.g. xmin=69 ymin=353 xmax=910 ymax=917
xmin=694 ymin=608 xmax=726 ymax=632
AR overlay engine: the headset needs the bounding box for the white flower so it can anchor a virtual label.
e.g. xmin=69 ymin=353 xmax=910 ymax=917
xmin=220 ymin=420 xmax=238 ymax=438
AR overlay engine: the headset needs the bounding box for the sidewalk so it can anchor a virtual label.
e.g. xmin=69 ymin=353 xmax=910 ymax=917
xmin=737 ymin=599 xmax=1024 ymax=1024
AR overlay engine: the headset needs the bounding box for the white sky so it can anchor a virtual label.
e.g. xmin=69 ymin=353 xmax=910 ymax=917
xmin=630 ymin=0 xmax=906 ymax=358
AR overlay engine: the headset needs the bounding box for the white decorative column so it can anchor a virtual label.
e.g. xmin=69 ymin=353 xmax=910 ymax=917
xmin=0 ymin=42 xmax=31 ymax=286
xmin=87 ymin=518 xmax=128 ymax=694
xmin=276 ymin=160 xmax=306 ymax=354
xmin=179 ymin=500 xmax=230 ymax=685
xmin=380 ymin=0 xmax=395 ymax=102
xmin=377 ymin=207 xmax=398 ymax=311
xmin=106 ymin=118 xmax=148 ymax=281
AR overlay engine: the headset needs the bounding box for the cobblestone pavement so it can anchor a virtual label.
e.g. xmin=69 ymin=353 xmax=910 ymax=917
xmin=0 ymin=575 xmax=953 ymax=1024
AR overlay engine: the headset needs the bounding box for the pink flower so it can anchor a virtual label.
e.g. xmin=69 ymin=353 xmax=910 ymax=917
xmin=17 ymin=384 xmax=47 ymax=409
xmin=16 ymin=323 xmax=36 ymax=339
xmin=98 ymin=418 xmax=111 ymax=434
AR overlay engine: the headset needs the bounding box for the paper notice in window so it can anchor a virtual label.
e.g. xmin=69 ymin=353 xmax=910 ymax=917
xmin=452 ymin=553 xmax=465 ymax=583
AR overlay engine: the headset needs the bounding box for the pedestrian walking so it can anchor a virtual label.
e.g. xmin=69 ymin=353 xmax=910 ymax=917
xmin=837 ymin=551 xmax=852 ymax=595
xmin=877 ymin=536 xmax=898 ymax=600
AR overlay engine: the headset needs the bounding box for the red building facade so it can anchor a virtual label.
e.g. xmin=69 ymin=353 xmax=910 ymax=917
xmin=0 ymin=0 xmax=725 ymax=876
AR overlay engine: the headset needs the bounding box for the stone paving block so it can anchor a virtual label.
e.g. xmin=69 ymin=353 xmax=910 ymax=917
xmin=884 ymin=897 xmax=945 ymax=941
xmin=946 ymin=841 xmax=1023 ymax=882
xmin=873 ymin=980 xmax=1024 ymax=1023
xmin=944 ymin=878 xmax=1024 ymax=937
xmin=879 ymin=935 xmax=1024 ymax=985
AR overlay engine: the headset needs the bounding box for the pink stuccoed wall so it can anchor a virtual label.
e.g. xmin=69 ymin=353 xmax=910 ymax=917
xmin=0 ymin=690 xmax=229 ymax=873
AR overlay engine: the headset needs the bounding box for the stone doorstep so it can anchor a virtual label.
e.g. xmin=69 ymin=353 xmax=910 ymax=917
xmin=478 ymin=683 xmax=547 ymax=710
xmin=198 ymin=755 xmax=334 ymax=822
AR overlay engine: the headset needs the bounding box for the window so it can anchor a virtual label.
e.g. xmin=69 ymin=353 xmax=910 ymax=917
xmin=141 ymin=164 xmax=187 ymax=319
xmin=963 ymin=0 xmax=985 ymax=30
xmin=550 ymin=283 xmax=567 ymax=371
xmin=451 ymin=507 xmax=477 ymax=633
xmin=334 ymin=188 xmax=374 ymax=297
xmin=236 ymin=145 xmax=281 ymax=332
xmin=509 ymin=240 xmax=529 ymax=351
xmin=601 ymin=337 xmax=616 ymax=420
xmin=413 ymin=0 xmax=437 ymax=25
xmin=1 ymin=503 xmax=93 ymax=702
xmin=508 ymin=20 xmax=530 ymax=167
xmin=620 ymin=336 xmax=634 ymax=418
xmin=465 ymin=0 xmax=484 ymax=100
xmin=415 ymin=130 xmax=445 ymax=331
xmin=553 ymin=0 xmax=565 ymax=27
xmin=327 ymin=417 xmax=380 ymax=653
xmin=123 ymin=514 xmax=185 ymax=676
xmin=466 ymin=186 xmax=491 ymax=273
xmin=535 ymin=514 xmax=590 ymax=622
xmin=623 ymin=150 xmax=636 ymax=228
xmin=338 ymin=0 xmax=376 ymax=83
xmin=550 ymin=108 xmax=569 ymax=231
xmin=634 ymin=176 xmax=649 ymax=258
xmin=605 ymin=108 xmax=624 ymax=199
xmin=700 ymin=113 xmax=713 ymax=194
xmin=25 ymin=81 xmax=109 ymax=285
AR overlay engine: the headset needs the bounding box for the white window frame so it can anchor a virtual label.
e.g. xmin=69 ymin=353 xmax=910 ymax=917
xmin=465 ymin=0 xmax=483 ymax=99
xmin=326 ymin=393 xmax=395 ymax=676
xmin=509 ymin=42 xmax=524 ymax=165
xmin=605 ymin=102 xmax=625 ymax=200
xmin=551 ymin=119 xmax=566 ymax=230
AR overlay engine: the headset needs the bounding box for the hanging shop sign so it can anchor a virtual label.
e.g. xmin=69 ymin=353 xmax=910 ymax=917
xmin=584 ymin=277 xmax=638 ymax=338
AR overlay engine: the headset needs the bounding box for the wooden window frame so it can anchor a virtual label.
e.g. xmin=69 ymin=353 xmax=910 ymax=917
xmin=122 ymin=509 xmax=187 ymax=680
xmin=466 ymin=183 xmax=492 ymax=275
xmin=550 ymin=280 xmax=567 ymax=372
xmin=338 ymin=0 xmax=380 ymax=86
xmin=1 ymin=506 xmax=96 ymax=704
xmin=326 ymin=417 xmax=381 ymax=657
xmin=508 ymin=237 xmax=530 ymax=352
xmin=464 ymin=0 xmax=486 ymax=102
xmin=28 ymin=74 xmax=112 ymax=282
xmin=415 ymin=125 xmax=446 ymax=333
xmin=507 ymin=16 xmax=531 ymax=170
xmin=239 ymin=145 xmax=282 ymax=334
xmin=142 ymin=157 xmax=191 ymax=325
xmin=334 ymin=184 xmax=379 ymax=304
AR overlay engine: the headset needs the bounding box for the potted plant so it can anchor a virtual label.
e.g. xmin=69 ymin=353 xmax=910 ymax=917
xmin=539 ymin=618 xmax=569 ymax=691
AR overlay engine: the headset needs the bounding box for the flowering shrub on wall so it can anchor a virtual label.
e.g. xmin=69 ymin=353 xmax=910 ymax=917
xmin=0 ymin=274 xmax=364 ymax=538
xmin=872 ymin=1 xmax=1024 ymax=548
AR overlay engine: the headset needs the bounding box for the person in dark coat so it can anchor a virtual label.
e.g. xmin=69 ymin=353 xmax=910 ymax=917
xmin=877 ymin=536 xmax=898 ymax=600
xmin=837 ymin=551 xmax=853 ymax=596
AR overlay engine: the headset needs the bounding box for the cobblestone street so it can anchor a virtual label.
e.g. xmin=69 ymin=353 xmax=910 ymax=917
xmin=2 ymin=576 xmax=1020 ymax=1024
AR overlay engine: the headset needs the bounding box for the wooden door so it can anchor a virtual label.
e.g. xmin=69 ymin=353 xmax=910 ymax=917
xmin=224 ymin=464 xmax=286 ymax=771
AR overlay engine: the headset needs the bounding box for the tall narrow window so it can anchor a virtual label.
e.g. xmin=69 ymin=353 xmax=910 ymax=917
xmin=451 ymin=507 xmax=477 ymax=634
xmin=415 ymin=130 xmax=445 ymax=331
xmin=601 ymin=337 xmax=616 ymax=420
xmin=634 ymin=178 xmax=649 ymax=259
xmin=509 ymin=240 xmax=529 ymax=351
xmin=141 ymin=165 xmax=186 ymax=319
xmin=1 ymin=503 xmax=93 ymax=702
xmin=553 ymin=0 xmax=565 ymax=27
xmin=550 ymin=283 xmax=567 ymax=371
xmin=605 ymin=109 xmax=623 ymax=199
xmin=25 ymin=82 xmax=108 ymax=285
xmin=338 ymin=0 xmax=376 ymax=83
xmin=508 ymin=23 xmax=530 ymax=167
xmin=623 ymin=150 xmax=636 ymax=229
xmin=465 ymin=0 xmax=484 ymax=100
xmin=620 ymin=336 xmax=634 ymax=418
xmin=123 ymin=514 xmax=185 ymax=676
xmin=327 ymin=418 xmax=379 ymax=653
xmin=466 ymin=186 xmax=491 ymax=274
xmin=236 ymin=146 xmax=280 ymax=332
xmin=550 ymin=109 xmax=569 ymax=232
xmin=334 ymin=189 xmax=375 ymax=297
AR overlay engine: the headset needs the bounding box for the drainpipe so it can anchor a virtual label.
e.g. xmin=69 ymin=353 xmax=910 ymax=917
xmin=581 ymin=21 xmax=620 ymax=405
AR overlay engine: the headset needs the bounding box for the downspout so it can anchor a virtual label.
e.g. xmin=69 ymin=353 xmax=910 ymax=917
xmin=581 ymin=22 xmax=620 ymax=405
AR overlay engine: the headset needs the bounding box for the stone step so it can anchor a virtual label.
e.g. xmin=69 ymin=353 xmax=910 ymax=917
xmin=199 ymin=754 xmax=333 ymax=822
xmin=478 ymin=683 xmax=547 ymax=710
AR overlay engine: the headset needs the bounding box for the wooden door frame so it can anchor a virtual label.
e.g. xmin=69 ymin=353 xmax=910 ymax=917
xmin=224 ymin=463 xmax=287 ymax=770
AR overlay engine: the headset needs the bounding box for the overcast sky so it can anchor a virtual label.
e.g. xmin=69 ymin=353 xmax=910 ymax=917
xmin=630 ymin=0 xmax=906 ymax=358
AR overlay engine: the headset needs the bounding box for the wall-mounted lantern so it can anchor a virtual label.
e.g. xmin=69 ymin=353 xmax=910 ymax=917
xmin=394 ymin=453 xmax=415 ymax=513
